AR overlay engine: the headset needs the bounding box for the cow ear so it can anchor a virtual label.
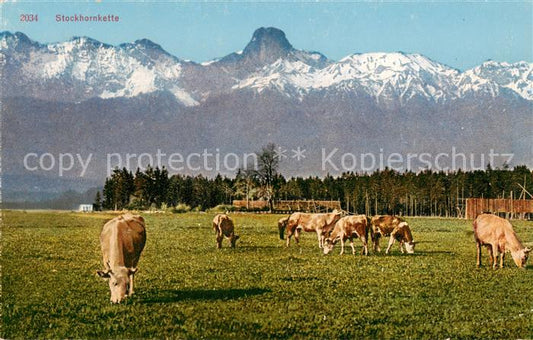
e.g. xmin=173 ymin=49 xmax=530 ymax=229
xmin=128 ymin=268 xmax=138 ymax=275
xmin=97 ymin=270 xmax=111 ymax=278
xmin=524 ymin=247 xmax=531 ymax=254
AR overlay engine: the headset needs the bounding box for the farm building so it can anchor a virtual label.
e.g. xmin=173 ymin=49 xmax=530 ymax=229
xmin=232 ymin=199 xmax=341 ymax=213
xmin=78 ymin=204 xmax=94 ymax=212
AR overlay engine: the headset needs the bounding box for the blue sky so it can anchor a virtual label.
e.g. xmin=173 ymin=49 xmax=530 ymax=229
xmin=2 ymin=1 xmax=531 ymax=71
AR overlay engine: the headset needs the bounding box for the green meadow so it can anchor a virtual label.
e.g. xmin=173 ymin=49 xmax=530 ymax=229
xmin=2 ymin=211 xmax=533 ymax=339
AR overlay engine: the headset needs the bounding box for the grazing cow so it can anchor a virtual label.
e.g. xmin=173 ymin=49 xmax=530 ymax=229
xmin=473 ymin=213 xmax=530 ymax=269
xmin=278 ymin=216 xmax=289 ymax=240
xmin=213 ymin=214 xmax=239 ymax=248
xmin=323 ymin=215 xmax=370 ymax=255
xmin=371 ymin=215 xmax=415 ymax=254
xmin=97 ymin=213 xmax=146 ymax=303
xmin=283 ymin=210 xmax=342 ymax=248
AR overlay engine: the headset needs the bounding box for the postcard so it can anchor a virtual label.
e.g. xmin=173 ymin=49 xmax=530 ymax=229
xmin=1 ymin=1 xmax=532 ymax=338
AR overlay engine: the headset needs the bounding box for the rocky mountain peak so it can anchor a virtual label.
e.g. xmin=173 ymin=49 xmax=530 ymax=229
xmin=242 ymin=27 xmax=294 ymax=64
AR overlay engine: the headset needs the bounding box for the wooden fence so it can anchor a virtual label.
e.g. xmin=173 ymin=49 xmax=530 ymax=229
xmin=232 ymin=200 xmax=269 ymax=210
xmin=465 ymin=198 xmax=533 ymax=219
xmin=232 ymin=200 xmax=341 ymax=213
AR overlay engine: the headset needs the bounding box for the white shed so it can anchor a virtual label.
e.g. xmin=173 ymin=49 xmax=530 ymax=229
xmin=78 ymin=204 xmax=94 ymax=212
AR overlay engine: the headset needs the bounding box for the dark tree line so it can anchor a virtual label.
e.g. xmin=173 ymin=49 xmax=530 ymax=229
xmin=100 ymin=164 xmax=532 ymax=217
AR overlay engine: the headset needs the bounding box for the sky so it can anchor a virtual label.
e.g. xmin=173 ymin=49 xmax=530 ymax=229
xmin=1 ymin=1 xmax=532 ymax=71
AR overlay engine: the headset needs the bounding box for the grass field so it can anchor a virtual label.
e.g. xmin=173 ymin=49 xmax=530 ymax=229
xmin=2 ymin=210 xmax=533 ymax=339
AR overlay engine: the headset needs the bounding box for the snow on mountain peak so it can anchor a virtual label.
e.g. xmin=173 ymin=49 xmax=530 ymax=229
xmin=1 ymin=28 xmax=532 ymax=105
xmin=232 ymin=48 xmax=532 ymax=103
xmin=1 ymin=32 xmax=197 ymax=106
xmin=0 ymin=31 xmax=39 ymax=50
xmin=233 ymin=51 xmax=463 ymax=103
xmin=467 ymin=60 xmax=533 ymax=100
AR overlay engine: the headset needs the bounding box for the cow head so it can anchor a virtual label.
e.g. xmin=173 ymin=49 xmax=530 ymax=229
xmin=404 ymin=241 xmax=416 ymax=254
xmin=323 ymin=238 xmax=335 ymax=255
xmin=511 ymin=247 xmax=530 ymax=268
xmin=97 ymin=267 xmax=137 ymax=303
xmin=278 ymin=217 xmax=289 ymax=240
xmin=398 ymin=222 xmax=415 ymax=254
xmin=230 ymin=235 xmax=240 ymax=248
xmin=278 ymin=224 xmax=285 ymax=240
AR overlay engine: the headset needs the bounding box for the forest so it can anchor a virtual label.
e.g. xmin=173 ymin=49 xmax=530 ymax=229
xmin=98 ymin=145 xmax=532 ymax=217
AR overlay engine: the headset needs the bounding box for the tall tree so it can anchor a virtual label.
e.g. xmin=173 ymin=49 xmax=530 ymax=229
xmin=255 ymin=143 xmax=280 ymax=211
xmin=234 ymin=168 xmax=257 ymax=209
xmin=102 ymin=178 xmax=114 ymax=210
xmin=93 ymin=191 xmax=102 ymax=211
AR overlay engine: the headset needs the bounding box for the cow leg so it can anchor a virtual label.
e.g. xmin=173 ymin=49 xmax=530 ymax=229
xmin=286 ymin=225 xmax=297 ymax=247
xmin=349 ymin=238 xmax=356 ymax=255
xmin=373 ymin=234 xmax=381 ymax=253
xmin=385 ymin=236 xmax=396 ymax=254
xmin=216 ymin=233 xmax=223 ymax=249
xmin=486 ymin=245 xmax=493 ymax=266
xmin=294 ymin=229 xmax=301 ymax=245
xmin=286 ymin=228 xmax=293 ymax=247
xmin=488 ymin=245 xmax=496 ymax=269
xmin=339 ymin=238 xmax=345 ymax=255
xmin=129 ymin=273 xmax=135 ymax=296
xmin=399 ymin=240 xmax=405 ymax=254
xmin=361 ymin=237 xmax=368 ymax=256
xmin=499 ymin=244 xmax=505 ymax=268
xmin=476 ymin=242 xmax=482 ymax=268
xmin=317 ymin=230 xmax=323 ymax=249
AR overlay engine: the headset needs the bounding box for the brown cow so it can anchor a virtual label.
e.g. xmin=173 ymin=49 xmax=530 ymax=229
xmin=323 ymin=215 xmax=370 ymax=255
xmin=473 ymin=214 xmax=530 ymax=269
xmin=283 ymin=210 xmax=342 ymax=248
xmin=278 ymin=216 xmax=289 ymax=240
xmin=213 ymin=214 xmax=239 ymax=248
xmin=371 ymin=215 xmax=415 ymax=254
xmin=97 ymin=213 xmax=146 ymax=303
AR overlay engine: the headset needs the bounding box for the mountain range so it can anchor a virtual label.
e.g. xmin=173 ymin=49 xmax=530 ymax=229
xmin=2 ymin=28 xmax=532 ymax=104
xmin=1 ymin=27 xmax=531 ymax=205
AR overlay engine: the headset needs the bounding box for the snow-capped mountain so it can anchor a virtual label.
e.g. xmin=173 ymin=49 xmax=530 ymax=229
xmin=215 ymin=27 xmax=330 ymax=71
xmin=459 ymin=60 xmax=533 ymax=99
xmin=0 ymin=31 xmax=198 ymax=106
xmin=233 ymin=52 xmax=464 ymax=103
xmin=1 ymin=27 xmax=531 ymax=105
xmin=1 ymin=27 xmax=532 ymax=199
